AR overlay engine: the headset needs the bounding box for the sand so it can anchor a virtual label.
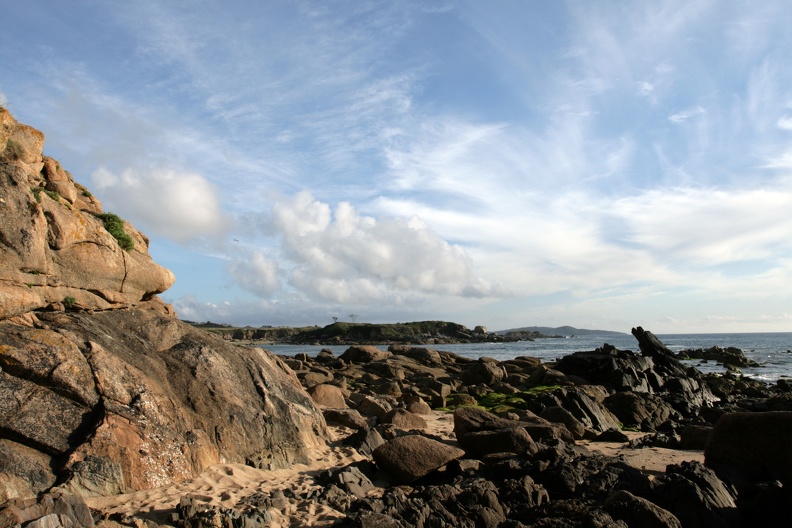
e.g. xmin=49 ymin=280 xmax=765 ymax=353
xmin=85 ymin=413 xmax=702 ymax=527
xmin=579 ymin=430 xmax=705 ymax=476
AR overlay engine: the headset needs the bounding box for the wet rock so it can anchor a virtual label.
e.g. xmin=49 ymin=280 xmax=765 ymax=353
xmin=677 ymin=346 xmax=759 ymax=368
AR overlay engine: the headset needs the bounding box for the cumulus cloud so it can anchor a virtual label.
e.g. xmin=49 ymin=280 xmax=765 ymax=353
xmin=227 ymin=251 xmax=281 ymax=298
xmin=235 ymin=191 xmax=499 ymax=302
xmin=91 ymin=167 xmax=232 ymax=243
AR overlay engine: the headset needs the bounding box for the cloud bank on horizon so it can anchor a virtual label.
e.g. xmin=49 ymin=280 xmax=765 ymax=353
xmin=2 ymin=1 xmax=792 ymax=333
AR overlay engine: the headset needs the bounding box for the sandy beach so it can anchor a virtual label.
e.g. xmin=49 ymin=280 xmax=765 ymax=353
xmin=85 ymin=413 xmax=703 ymax=527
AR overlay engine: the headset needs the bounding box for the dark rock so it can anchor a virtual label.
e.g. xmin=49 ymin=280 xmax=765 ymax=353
xmin=653 ymin=461 xmax=739 ymax=528
xmin=604 ymin=391 xmax=679 ymax=431
xmin=341 ymin=346 xmax=391 ymax=363
xmin=325 ymin=465 xmax=375 ymax=498
xmin=540 ymin=406 xmax=586 ymax=440
xmin=593 ymin=428 xmax=629 ymax=443
xmin=458 ymin=427 xmax=538 ymax=457
xmin=0 ymin=440 xmax=56 ymax=500
xmin=343 ymin=427 xmax=386 ymax=457
xmin=357 ymin=396 xmax=392 ymax=421
xmin=461 ymin=361 xmax=506 ymax=386
xmin=530 ymin=441 xmax=653 ymax=501
xmin=679 ymin=425 xmax=712 ymax=450
xmin=446 ymin=393 xmax=478 ymax=407
xmin=604 ymin=489 xmax=681 ymax=528
xmin=403 ymin=395 xmax=432 ymax=415
xmin=387 ymin=346 xmax=443 ymax=366
xmin=372 ymin=435 xmax=465 ymax=484
xmin=324 ymin=408 xmax=369 ymax=430
xmin=705 ymin=411 xmax=792 ymax=486
xmin=676 ymin=346 xmax=759 ymax=368
xmin=353 ymin=511 xmax=402 ymax=528
xmin=381 ymin=409 xmax=427 ymax=430
xmin=373 ymin=379 xmax=402 ymax=398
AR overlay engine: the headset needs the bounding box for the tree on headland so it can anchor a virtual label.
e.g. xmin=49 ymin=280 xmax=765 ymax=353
xmin=349 ymin=314 xmax=358 ymax=323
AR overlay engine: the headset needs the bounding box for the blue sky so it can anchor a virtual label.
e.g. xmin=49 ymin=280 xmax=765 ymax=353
xmin=3 ymin=1 xmax=792 ymax=333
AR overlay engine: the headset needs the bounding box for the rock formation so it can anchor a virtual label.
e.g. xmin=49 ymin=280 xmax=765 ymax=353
xmin=0 ymin=109 xmax=328 ymax=501
xmin=0 ymin=107 xmax=175 ymax=319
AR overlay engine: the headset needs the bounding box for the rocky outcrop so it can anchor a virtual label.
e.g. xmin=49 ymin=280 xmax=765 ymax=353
xmin=0 ymin=309 xmax=327 ymax=500
xmin=0 ymin=109 xmax=328 ymax=501
xmin=0 ymin=108 xmax=175 ymax=320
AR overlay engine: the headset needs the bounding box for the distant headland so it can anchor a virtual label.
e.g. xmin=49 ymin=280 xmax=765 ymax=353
xmin=184 ymin=320 xmax=625 ymax=345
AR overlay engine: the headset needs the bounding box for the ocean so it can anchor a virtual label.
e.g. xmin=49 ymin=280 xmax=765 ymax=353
xmin=263 ymin=332 xmax=792 ymax=384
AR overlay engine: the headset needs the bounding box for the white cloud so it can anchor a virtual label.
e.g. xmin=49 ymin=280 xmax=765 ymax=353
xmin=777 ymin=116 xmax=792 ymax=130
xmin=227 ymin=251 xmax=281 ymax=298
xmin=248 ymin=190 xmax=499 ymax=302
xmin=668 ymin=106 xmax=706 ymax=123
xmin=91 ymin=167 xmax=232 ymax=243
xmin=612 ymin=185 xmax=792 ymax=265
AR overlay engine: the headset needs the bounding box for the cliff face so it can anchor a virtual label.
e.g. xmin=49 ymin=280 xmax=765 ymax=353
xmin=0 ymin=107 xmax=175 ymax=319
xmin=0 ymin=109 xmax=328 ymax=500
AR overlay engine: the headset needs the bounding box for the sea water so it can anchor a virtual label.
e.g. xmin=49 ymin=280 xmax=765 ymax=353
xmin=263 ymin=332 xmax=792 ymax=383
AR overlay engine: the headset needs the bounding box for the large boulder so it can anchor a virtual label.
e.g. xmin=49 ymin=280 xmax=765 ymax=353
xmin=0 ymin=109 xmax=174 ymax=319
xmin=458 ymin=427 xmax=539 ymax=457
xmin=454 ymin=406 xmax=574 ymax=444
xmin=705 ymin=412 xmax=792 ymax=485
xmin=340 ymin=346 xmax=391 ymax=363
xmin=604 ymin=490 xmax=681 ymax=528
xmin=0 ymin=308 xmax=328 ymax=499
xmin=372 ymin=435 xmax=465 ymax=484
xmin=604 ymin=391 xmax=680 ymax=431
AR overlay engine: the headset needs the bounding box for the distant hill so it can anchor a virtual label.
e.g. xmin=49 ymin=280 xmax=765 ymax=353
xmin=495 ymin=325 xmax=627 ymax=337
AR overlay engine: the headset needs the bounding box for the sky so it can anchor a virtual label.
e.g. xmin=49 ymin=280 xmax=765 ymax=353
xmin=2 ymin=1 xmax=792 ymax=334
